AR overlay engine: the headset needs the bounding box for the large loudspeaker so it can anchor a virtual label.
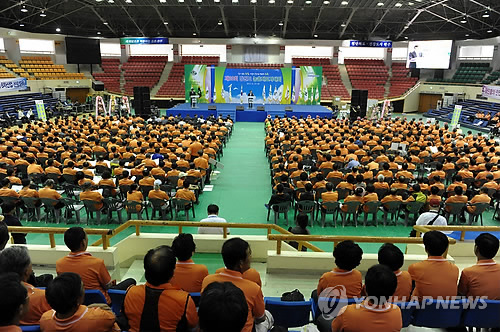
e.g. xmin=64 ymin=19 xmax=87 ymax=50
xmin=92 ymin=81 xmax=104 ymax=91
xmin=236 ymin=106 xmax=244 ymax=111
xmin=133 ymin=86 xmax=151 ymax=117
xmin=350 ymin=89 xmax=368 ymax=119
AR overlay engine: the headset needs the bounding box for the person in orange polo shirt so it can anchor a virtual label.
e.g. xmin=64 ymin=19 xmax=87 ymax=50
xmin=458 ymin=233 xmax=500 ymax=299
xmin=123 ymin=245 xmax=199 ymax=332
xmin=80 ymin=182 xmax=104 ymax=210
xmin=317 ymin=240 xmax=363 ymax=298
xmin=362 ymin=184 xmax=379 ymax=212
xmin=408 ymin=231 xmax=459 ymax=300
xmin=39 ymin=179 xmax=64 ymax=209
xmin=377 ymin=243 xmax=412 ymax=302
xmin=169 ymin=233 xmax=208 ymax=293
xmin=0 ymin=273 xmax=29 ymax=332
xmin=40 ymin=272 xmax=120 ymax=332
xmin=198 ymin=282 xmax=248 ymax=332
xmin=202 ymin=238 xmax=268 ymax=332
xmin=467 ymin=187 xmax=492 ymax=214
xmin=175 ymin=181 xmax=196 ymax=206
xmin=56 ymin=227 xmax=136 ymax=304
xmin=331 ymin=264 xmax=402 ymax=332
xmin=0 ymin=246 xmax=51 ymax=325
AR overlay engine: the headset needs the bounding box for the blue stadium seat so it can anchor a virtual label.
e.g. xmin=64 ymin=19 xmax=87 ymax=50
xmin=21 ymin=325 xmax=41 ymax=332
xmin=463 ymin=299 xmax=500 ymax=329
xmin=83 ymin=289 xmax=107 ymax=305
xmin=394 ymin=301 xmax=418 ymax=328
xmin=108 ymin=289 xmax=126 ymax=316
xmin=313 ymin=297 xmax=359 ymax=321
xmin=189 ymin=292 xmax=201 ymax=307
xmin=264 ymin=297 xmax=312 ymax=328
xmin=412 ymin=298 xmax=468 ymax=328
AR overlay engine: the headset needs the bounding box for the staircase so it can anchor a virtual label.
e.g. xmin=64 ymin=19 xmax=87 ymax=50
xmin=151 ymin=62 xmax=173 ymax=97
xmin=119 ymin=64 xmax=125 ymax=94
xmin=338 ymin=64 xmax=352 ymax=93
xmin=384 ymin=67 xmax=392 ymax=98
xmin=0 ymin=64 xmax=19 ymax=78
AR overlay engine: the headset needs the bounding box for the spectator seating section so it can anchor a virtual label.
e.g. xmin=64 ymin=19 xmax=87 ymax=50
xmin=19 ymin=56 xmax=85 ymax=80
xmin=93 ymin=58 xmax=121 ymax=94
xmin=429 ymin=63 xmax=491 ymax=84
xmin=156 ymin=56 xmax=219 ymax=98
xmin=0 ymin=67 xmax=16 ymax=79
xmin=123 ymin=56 xmax=168 ymax=96
xmin=482 ymin=70 xmax=500 ymax=85
xmin=226 ymin=63 xmax=284 ymax=69
xmin=345 ymin=59 xmax=388 ymax=100
xmin=291 ymin=58 xmax=350 ymax=100
xmin=426 ymin=99 xmax=500 ymax=130
xmin=0 ymin=92 xmax=58 ymax=117
xmin=388 ymin=62 xmax=418 ymax=98
xmin=0 ymin=55 xmax=28 ymax=78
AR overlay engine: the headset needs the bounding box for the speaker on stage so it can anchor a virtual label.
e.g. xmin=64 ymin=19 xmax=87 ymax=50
xmin=92 ymin=81 xmax=104 ymax=92
xmin=236 ymin=106 xmax=244 ymax=111
xmin=350 ymin=89 xmax=368 ymax=119
xmin=208 ymin=105 xmax=217 ymax=110
xmin=285 ymin=106 xmax=293 ymax=111
xmin=133 ymin=86 xmax=151 ymax=118
xmin=257 ymin=106 xmax=265 ymax=111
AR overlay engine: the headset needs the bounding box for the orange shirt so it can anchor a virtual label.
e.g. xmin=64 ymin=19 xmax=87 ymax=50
xmin=27 ymin=163 xmax=44 ymax=174
xmin=202 ymin=269 xmax=265 ymax=332
xmin=80 ymin=191 xmax=104 ymax=210
xmin=124 ymin=282 xmax=198 ymax=332
xmin=175 ymin=188 xmax=196 ymax=202
xmin=362 ymin=192 xmax=379 ymax=212
xmin=149 ymin=189 xmax=169 ymax=201
xmin=0 ymin=326 xmax=21 ymax=332
xmin=317 ymin=268 xmax=363 ymax=298
xmin=408 ymin=256 xmax=459 ymax=300
xmin=215 ymin=267 xmax=262 ymax=287
xmin=20 ymin=282 xmax=51 ymax=325
xmin=56 ymin=251 xmax=112 ymax=303
xmin=40 ymin=305 xmax=120 ymax=332
xmin=331 ymin=301 xmax=402 ymax=332
xmin=119 ymin=178 xmax=135 ymax=186
xmin=321 ymin=191 xmax=339 ymax=203
xmin=139 ymin=176 xmax=155 ymax=187
xmin=467 ymin=193 xmax=491 ymax=213
xmin=170 ymin=259 xmax=209 ymax=293
xmin=39 ymin=187 xmax=61 ymax=201
xmin=0 ymin=187 xmax=19 ymax=198
xmin=18 ymin=187 xmax=39 ymax=198
xmin=127 ymin=191 xmax=143 ymax=202
xmin=458 ymin=259 xmax=500 ymax=299
xmin=392 ymin=270 xmax=412 ymax=303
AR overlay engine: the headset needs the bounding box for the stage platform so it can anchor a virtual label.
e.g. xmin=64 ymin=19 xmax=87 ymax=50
xmin=164 ymin=103 xmax=333 ymax=122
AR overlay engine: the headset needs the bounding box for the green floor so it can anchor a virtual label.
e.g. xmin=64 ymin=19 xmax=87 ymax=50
xmin=24 ymin=118 xmax=499 ymax=254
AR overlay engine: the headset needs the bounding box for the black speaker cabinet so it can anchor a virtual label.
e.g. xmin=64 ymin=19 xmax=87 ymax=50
xmin=133 ymin=86 xmax=151 ymax=117
xmin=257 ymin=106 xmax=265 ymax=111
xmin=92 ymin=81 xmax=104 ymax=91
xmin=236 ymin=106 xmax=244 ymax=111
xmin=285 ymin=106 xmax=293 ymax=111
xmin=350 ymin=89 xmax=368 ymax=119
xmin=208 ymin=105 xmax=217 ymax=110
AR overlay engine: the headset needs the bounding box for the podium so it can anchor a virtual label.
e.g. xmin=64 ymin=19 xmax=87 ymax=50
xmin=190 ymin=95 xmax=198 ymax=109
xmin=248 ymin=96 xmax=254 ymax=109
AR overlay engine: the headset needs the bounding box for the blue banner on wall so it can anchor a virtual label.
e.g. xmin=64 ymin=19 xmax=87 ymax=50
xmin=0 ymin=77 xmax=27 ymax=93
xmin=120 ymin=37 xmax=169 ymax=45
xmin=349 ymin=40 xmax=392 ymax=48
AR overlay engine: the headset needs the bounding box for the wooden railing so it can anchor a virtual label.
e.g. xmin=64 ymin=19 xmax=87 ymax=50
xmin=413 ymin=225 xmax=500 ymax=241
xmin=90 ymin=220 xmax=324 ymax=252
xmin=267 ymin=234 xmax=457 ymax=254
xmin=8 ymin=226 xmax=113 ymax=249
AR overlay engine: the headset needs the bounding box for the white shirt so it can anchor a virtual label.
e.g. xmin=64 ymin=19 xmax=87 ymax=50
xmin=198 ymin=214 xmax=229 ymax=235
xmin=415 ymin=211 xmax=452 ymax=235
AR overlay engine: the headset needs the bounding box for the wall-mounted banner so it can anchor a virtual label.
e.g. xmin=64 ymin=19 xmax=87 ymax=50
xmin=184 ymin=65 xmax=322 ymax=105
xmin=0 ymin=77 xmax=27 ymax=93
xmin=34 ymin=100 xmax=47 ymax=122
xmin=482 ymin=85 xmax=500 ymax=100
xmin=451 ymin=104 xmax=463 ymax=127
xmin=120 ymin=37 xmax=169 ymax=45
xmin=349 ymin=40 xmax=392 ymax=48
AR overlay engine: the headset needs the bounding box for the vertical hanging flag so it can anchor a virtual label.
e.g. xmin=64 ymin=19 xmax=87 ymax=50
xmin=451 ymin=105 xmax=462 ymax=128
xmin=122 ymin=96 xmax=131 ymax=115
xmin=34 ymin=100 xmax=47 ymax=122
xmin=95 ymin=95 xmax=106 ymax=119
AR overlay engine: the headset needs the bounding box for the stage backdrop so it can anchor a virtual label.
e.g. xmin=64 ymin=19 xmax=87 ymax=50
xmin=185 ymin=65 xmax=322 ymax=105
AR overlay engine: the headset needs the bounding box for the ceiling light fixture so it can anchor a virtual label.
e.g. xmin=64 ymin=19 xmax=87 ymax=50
xmin=487 ymin=29 xmax=493 ymax=33
xmin=40 ymin=11 xmax=46 ymax=17
xmin=269 ymin=0 xmax=275 ymax=3
xmin=305 ymin=0 xmax=312 ymax=4
xmin=395 ymin=2 xmax=402 ymax=7
xmin=218 ymin=20 xmax=222 ymax=25
xmin=193 ymin=32 xmax=197 ymax=35
xmin=125 ymin=0 xmax=132 ymax=3
xmin=97 ymin=31 xmax=101 ymax=34
xmin=287 ymin=0 xmax=293 ymax=3
xmin=460 ymin=18 xmax=467 ymax=23
xmin=313 ymin=34 xmax=318 ymax=37
xmin=160 ymin=0 xmax=167 ymax=2
xmin=197 ymin=0 xmax=202 ymax=3
xmin=108 ymin=0 xmax=114 ymax=3
xmin=103 ymin=21 xmax=109 ymax=25
xmin=408 ymin=1 xmax=413 ymax=5
xmin=377 ymin=2 xmax=384 ymax=6
xmin=341 ymin=1 xmax=348 ymax=4
xmin=341 ymin=23 xmax=346 ymax=27
xmin=232 ymin=0 xmax=238 ymax=3
xmin=21 ymin=6 xmax=28 ymax=12
xmin=164 ymin=21 xmax=168 ymax=25
xmin=56 ymin=28 xmax=61 ymax=32
xmin=404 ymin=36 xmax=408 ymax=39
xmin=19 ymin=23 xmax=25 ymax=27
xmin=323 ymin=0 xmax=329 ymax=3
xmin=279 ymin=21 xmax=283 ymax=26
xmin=483 ymin=11 xmax=490 ymax=18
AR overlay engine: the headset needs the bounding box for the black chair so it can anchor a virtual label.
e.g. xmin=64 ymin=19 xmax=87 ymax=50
xmin=171 ymin=198 xmax=195 ymax=221
xmin=362 ymin=200 xmax=382 ymax=226
xmin=381 ymin=200 xmax=402 ymax=226
xmin=339 ymin=200 xmax=362 ymax=227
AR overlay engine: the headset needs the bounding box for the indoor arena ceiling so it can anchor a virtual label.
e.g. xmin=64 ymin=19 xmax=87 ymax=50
xmin=1 ymin=0 xmax=500 ymax=41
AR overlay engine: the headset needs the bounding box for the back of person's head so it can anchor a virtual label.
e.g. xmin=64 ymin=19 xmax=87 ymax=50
xmin=299 ymin=172 xmax=308 ymax=181
xmin=354 ymin=187 xmax=364 ymax=196
xmin=304 ymin=183 xmax=313 ymax=192
xmin=423 ymin=230 xmax=449 ymax=256
xmin=0 ymin=273 xmax=28 ymax=326
xmin=378 ymin=243 xmax=404 ymax=271
xmin=172 ymin=233 xmax=196 ymax=261
xmin=378 ymin=174 xmax=385 ymax=182
xmin=366 ymin=184 xmax=375 ymax=193
xmin=221 ymin=238 xmax=250 ymax=271
xmin=144 ymin=245 xmax=176 ymax=286
xmin=0 ymin=178 xmax=9 ymax=188
xmin=207 ymin=204 xmax=219 ymax=215
xmin=346 ymin=174 xmax=355 ymax=184
xmin=454 ymin=185 xmax=463 ymax=195
xmin=430 ymin=186 xmax=439 ymax=195
xmin=333 ymin=240 xmax=363 ymax=270
xmin=1 ymin=202 xmax=15 ymax=215
xmin=21 ymin=178 xmax=30 ymax=188
xmin=326 ymin=182 xmax=333 ymax=191
xmin=365 ymin=264 xmax=397 ymax=304
xmin=0 ymin=222 xmax=9 ymax=250
xmin=0 ymin=246 xmax=31 ymax=280
xmin=199 ymin=282 xmax=248 ymax=332
xmin=45 ymin=272 xmax=83 ymax=316
xmin=44 ymin=179 xmax=55 ymax=188
xmin=297 ymin=214 xmax=308 ymax=229
xmin=475 ymin=233 xmax=499 ymax=259
xmin=64 ymin=227 xmax=86 ymax=252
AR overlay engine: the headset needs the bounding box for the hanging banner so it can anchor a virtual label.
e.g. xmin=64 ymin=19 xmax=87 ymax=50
xmin=0 ymin=77 xmax=28 ymax=93
xmin=95 ymin=95 xmax=106 ymax=119
xmin=349 ymin=40 xmax=393 ymax=48
xmin=120 ymin=37 xmax=168 ymax=45
xmin=451 ymin=104 xmax=463 ymax=127
xmin=482 ymin=85 xmax=500 ymax=100
xmin=34 ymin=100 xmax=47 ymax=122
xmin=122 ymin=96 xmax=131 ymax=115
xmin=291 ymin=66 xmax=322 ymax=105
xmin=108 ymin=94 xmax=118 ymax=116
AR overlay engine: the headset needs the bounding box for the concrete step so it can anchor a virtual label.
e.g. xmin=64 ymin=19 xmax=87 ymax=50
xmin=338 ymin=64 xmax=352 ymax=94
xmin=121 ymin=259 xmax=145 ymax=283
xmin=151 ymin=62 xmax=173 ymax=97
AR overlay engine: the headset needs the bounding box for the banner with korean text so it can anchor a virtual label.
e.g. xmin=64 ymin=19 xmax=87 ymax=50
xmin=0 ymin=77 xmax=28 ymax=93
xmin=482 ymin=85 xmax=500 ymax=100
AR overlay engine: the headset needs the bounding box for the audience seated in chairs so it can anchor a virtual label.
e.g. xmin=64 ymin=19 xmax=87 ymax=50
xmin=40 ymin=272 xmax=120 ymax=332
